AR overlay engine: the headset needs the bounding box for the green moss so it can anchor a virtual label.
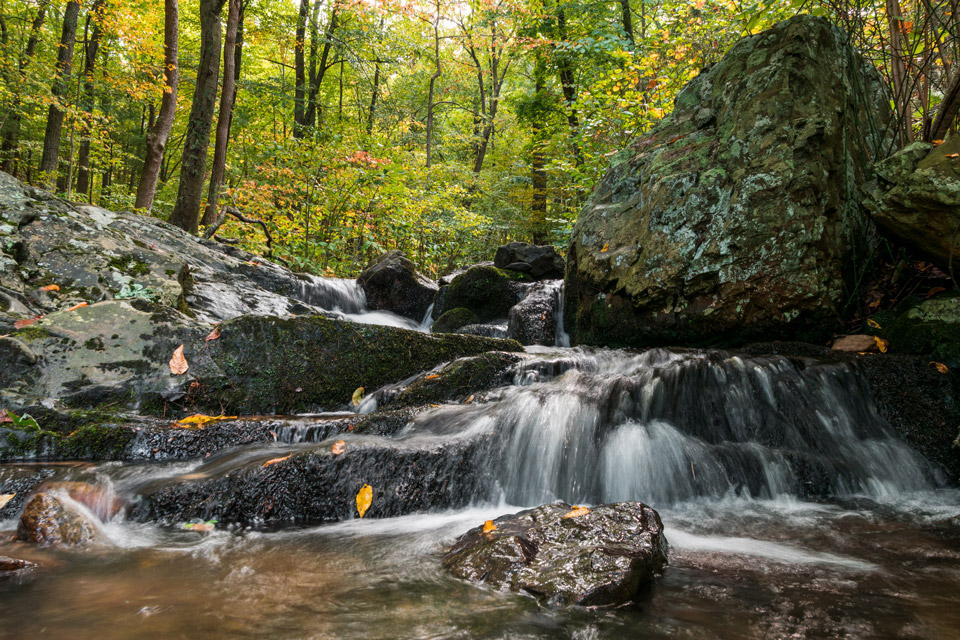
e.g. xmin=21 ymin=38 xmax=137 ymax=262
xmin=55 ymin=425 xmax=135 ymax=459
xmin=13 ymin=325 xmax=52 ymax=342
xmin=442 ymin=266 xmax=521 ymax=322
xmin=107 ymin=254 xmax=150 ymax=277
xmin=433 ymin=307 xmax=479 ymax=333
xmin=869 ymin=293 xmax=960 ymax=367
xmin=390 ymin=352 xmax=522 ymax=408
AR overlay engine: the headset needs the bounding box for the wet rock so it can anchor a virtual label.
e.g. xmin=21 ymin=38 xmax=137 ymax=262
xmin=376 ymin=352 xmax=524 ymax=409
xmin=357 ymin=250 xmax=438 ymax=321
xmin=443 ymin=502 xmax=668 ymax=607
xmin=40 ymin=482 xmax=123 ymax=521
xmin=494 ymin=243 xmax=565 ymax=279
xmin=831 ymin=335 xmax=881 ymax=353
xmin=434 ymin=265 xmax=528 ymax=323
xmin=565 ymin=15 xmax=892 ymax=348
xmin=0 ymin=468 xmax=55 ymax=517
xmin=865 ymin=139 xmax=960 ymax=271
xmin=0 ymin=556 xmax=36 ymax=573
xmin=433 ymin=307 xmax=479 ymax=334
xmin=17 ymin=492 xmax=97 ymax=546
xmin=459 ymin=322 xmax=508 ymax=339
xmin=508 ymin=281 xmax=560 ymax=346
xmin=869 ymin=292 xmax=960 ymax=368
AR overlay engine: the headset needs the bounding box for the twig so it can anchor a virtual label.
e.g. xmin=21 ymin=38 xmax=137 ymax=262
xmin=203 ymin=205 xmax=273 ymax=257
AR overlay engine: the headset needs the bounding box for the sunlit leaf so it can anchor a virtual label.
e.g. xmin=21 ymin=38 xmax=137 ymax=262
xmin=356 ymin=483 xmax=372 ymax=518
xmin=600 ymin=243 xmax=609 ymax=252
xmin=169 ymin=344 xmax=189 ymax=375
xmin=0 ymin=494 xmax=15 ymax=509
xmin=262 ymin=454 xmax=292 ymax=468
xmin=205 ymin=326 xmax=221 ymax=342
xmin=66 ymin=302 xmax=88 ymax=312
xmin=482 ymin=520 xmax=497 ymax=533
xmin=562 ymin=505 xmax=591 ymax=519
xmin=874 ymin=336 xmax=889 ymax=353
xmin=39 ymin=284 xmax=59 ymax=292
xmin=173 ymin=414 xmax=237 ymax=429
xmin=13 ymin=316 xmax=42 ymax=329
xmin=424 ymin=374 xmax=440 ymax=380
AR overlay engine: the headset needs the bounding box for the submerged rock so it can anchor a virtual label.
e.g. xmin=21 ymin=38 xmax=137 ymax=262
xmin=866 ymin=139 xmax=960 ymax=271
xmin=443 ymin=502 xmax=668 ymax=607
xmin=0 ymin=556 xmax=36 ymax=573
xmin=357 ymin=250 xmax=438 ymax=321
xmin=494 ymin=243 xmax=565 ymax=280
xmin=565 ymin=15 xmax=893 ymax=348
xmin=16 ymin=492 xmax=98 ymax=546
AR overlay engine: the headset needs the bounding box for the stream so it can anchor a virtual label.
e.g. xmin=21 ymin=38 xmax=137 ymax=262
xmin=2 ymin=298 xmax=960 ymax=638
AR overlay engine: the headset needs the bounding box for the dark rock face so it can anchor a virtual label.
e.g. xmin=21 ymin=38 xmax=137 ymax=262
xmin=870 ymin=293 xmax=960 ymax=368
xmin=565 ymin=15 xmax=893 ymax=348
xmin=865 ymin=139 xmax=960 ymax=271
xmin=494 ymin=243 xmax=565 ymax=279
xmin=17 ymin=492 xmax=97 ymax=546
xmin=357 ymin=250 xmax=438 ymax=321
xmin=443 ymin=502 xmax=668 ymax=607
xmin=508 ymin=281 xmax=559 ymax=346
xmin=434 ymin=265 xmax=527 ymax=323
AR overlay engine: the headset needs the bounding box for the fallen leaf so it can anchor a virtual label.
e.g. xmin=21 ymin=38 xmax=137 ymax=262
xmin=269 ymin=430 xmax=278 ymax=441
xmin=562 ymin=505 xmax=592 ymax=519
xmin=331 ymin=440 xmax=346 ymax=455
xmin=947 ymin=153 xmax=960 ymax=158
xmin=930 ymin=361 xmax=949 ymax=374
xmin=262 ymin=454 xmax=291 ymax=468
xmin=66 ymin=302 xmax=88 ymax=312
xmin=0 ymin=409 xmax=11 ymax=423
xmin=0 ymin=493 xmax=14 ymax=509
xmin=183 ymin=520 xmax=217 ymax=533
xmin=600 ymin=243 xmax=609 ymax=253
xmin=866 ymin=318 xmax=882 ymax=329
xmin=482 ymin=520 xmax=497 ymax=533
xmin=424 ymin=374 xmax=440 ymax=381
xmin=39 ymin=284 xmax=59 ymax=292
xmin=874 ymin=336 xmax=889 ymax=353
xmin=464 ymin=395 xmax=475 ymax=404
xmin=205 ymin=326 xmax=221 ymax=342
xmin=169 ymin=344 xmax=189 ymax=375
xmin=173 ymin=414 xmax=237 ymax=429
xmin=356 ymin=484 xmax=372 ymax=518
xmin=13 ymin=316 xmax=42 ymax=329
xmin=933 ymin=139 xmax=945 ymax=145
xmin=351 ymin=387 xmax=365 ymax=406
xmin=926 ymin=287 xmax=947 ymax=298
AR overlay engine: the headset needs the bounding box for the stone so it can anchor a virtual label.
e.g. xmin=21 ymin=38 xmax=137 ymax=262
xmin=433 ymin=265 xmax=527 ymax=323
xmin=17 ymin=492 xmax=97 ymax=546
xmin=494 ymin=242 xmax=565 ymax=279
xmin=508 ymin=281 xmax=560 ymax=346
xmin=357 ymin=250 xmax=438 ymax=321
xmin=865 ymin=138 xmax=960 ymax=272
xmin=869 ymin=292 xmax=960 ymax=368
xmin=565 ymin=15 xmax=893 ymax=348
xmin=442 ymin=502 xmax=668 ymax=607
xmin=0 ymin=556 xmax=36 ymax=573
xmin=831 ymin=334 xmax=881 ymax=353
xmin=432 ymin=307 xmax=480 ymax=334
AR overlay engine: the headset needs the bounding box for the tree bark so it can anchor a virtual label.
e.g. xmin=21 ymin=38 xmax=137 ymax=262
xmin=201 ymin=0 xmax=241 ymax=227
xmin=293 ymin=0 xmax=308 ymax=137
xmin=304 ymin=1 xmax=339 ymax=128
xmin=554 ymin=4 xmax=583 ymax=167
xmin=885 ymin=0 xmax=913 ymax=145
xmin=620 ymin=0 xmax=634 ymax=48
xmin=168 ymin=0 xmax=225 ymax=234
xmin=39 ymin=0 xmax=82 ymax=189
xmin=530 ymin=53 xmax=548 ymax=244
xmin=135 ymin=0 xmax=179 ymax=211
xmin=425 ymin=0 xmax=441 ymax=168
xmin=77 ymin=0 xmax=107 ymax=200
xmin=366 ymin=17 xmax=384 ymax=135
xmin=1 ymin=0 xmax=49 ymax=175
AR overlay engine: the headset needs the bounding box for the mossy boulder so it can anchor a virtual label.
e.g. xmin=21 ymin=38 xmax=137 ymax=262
xmin=433 ymin=307 xmax=480 ymax=333
xmin=868 ymin=293 xmax=960 ymax=368
xmin=357 ymin=250 xmax=438 ymax=321
xmin=865 ymin=138 xmax=960 ymax=271
xmin=377 ymin=352 xmax=524 ymax=409
xmin=443 ymin=501 xmax=668 ymax=607
xmin=565 ymin=15 xmax=893 ymax=348
xmin=435 ymin=265 xmax=527 ymax=324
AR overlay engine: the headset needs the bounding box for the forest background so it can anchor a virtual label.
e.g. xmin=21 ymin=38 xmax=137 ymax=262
xmin=0 ymin=0 xmax=955 ymax=277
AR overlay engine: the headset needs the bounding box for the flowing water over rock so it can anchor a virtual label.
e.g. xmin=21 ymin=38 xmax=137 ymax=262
xmin=1 ymin=345 xmax=958 ymax=638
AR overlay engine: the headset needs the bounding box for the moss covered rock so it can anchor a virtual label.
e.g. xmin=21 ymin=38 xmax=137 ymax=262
xmin=565 ymin=15 xmax=892 ymax=347
xmin=433 ymin=307 xmax=480 ymax=333
xmin=869 ymin=293 xmax=960 ymax=368
xmin=435 ymin=265 xmax=528 ymax=324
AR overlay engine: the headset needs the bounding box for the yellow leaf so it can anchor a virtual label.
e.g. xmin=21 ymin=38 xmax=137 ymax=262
xmin=482 ymin=519 xmax=497 ymax=533
xmin=930 ymin=361 xmax=949 ymax=374
xmin=262 ymin=454 xmax=291 ymax=468
xmin=562 ymin=505 xmax=591 ymax=519
xmin=874 ymin=336 xmax=889 ymax=353
xmin=351 ymin=387 xmax=365 ymax=406
xmin=173 ymin=414 xmax=237 ymax=429
xmin=40 ymin=284 xmax=59 ymax=292
xmin=356 ymin=484 xmax=372 ymax=518
xmin=933 ymin=139 xmax=945 ymax=145
xmin=169 ymin=344 xmax=189 ymax=375
xmin=205 ymin=326 xmax=221 ymax=342
xmin=947 ymin=153 xmax=960 ymax=159
xmin=424 ymin=374 xmax=440 ymax=380
xmin=600 ymin=243 xmax=609 ymax=253
xmin=331 ymin=440 xmax=346 ymax=455
xmin=0 ymin=493 xmax=15 ymax=509
xmin=866 ymin=318 xmax=881 ymax=329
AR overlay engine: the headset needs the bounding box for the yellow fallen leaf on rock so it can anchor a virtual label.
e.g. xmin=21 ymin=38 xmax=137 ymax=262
xmin=930 ymin=361 xmax=949 ymax=374
xmin=169 ymin=344 xmax=189 ymax=375
xmin=0 ymin=493 xmax=15 ymax=509
xmin=356 ymin=484 xmax=373 ymax=518
xmin=262 ymin=454 xmax=291 ymax=468
xmin=424 ymin=374 xmax=440 ymax=381
xmin=562 ymin=506 xmax=592 ymax=519
xmin=933 ymin=139 xmax=945 ymax=145
xmin=866 ymin=318 xmax=881 ymax=329
xmin=331 ymin=440 xmax=346 ymax=455
xmin=600 ymin=243 xmax=609 ymax=252
xmin=173 ymin=414 xmax=237 ymax=429
xmin=947 ymin=153 xmax=960 ymax=158
xmin=874 ymin=336 xmax=889 ymax=353
xmin=66 ymin=302 xmax=88 ymax=312
xmin=351 ymin=387 xmax=365 ymax=407
xmin=482 ymin=520 xmax=497 ymax=533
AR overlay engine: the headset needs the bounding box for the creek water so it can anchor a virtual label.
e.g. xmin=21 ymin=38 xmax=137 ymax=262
xmin=2 ymin=344 xmax=960 ymax=637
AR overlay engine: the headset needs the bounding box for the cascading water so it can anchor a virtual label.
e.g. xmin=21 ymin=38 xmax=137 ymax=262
xmin=294 ymin=274 xmax=432 ymax=331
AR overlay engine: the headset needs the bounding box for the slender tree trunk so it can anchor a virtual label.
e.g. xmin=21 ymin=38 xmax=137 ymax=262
xmin=168 ymin=0 xmax=225 ymax=233
xmin=366 ymin=17 xmax=384 ymax=135
xmin=554 ymin=4 xmax=583 ymax=167
xmin=425 ymin=1 xmax=441 ymax=168
xmin=201 ymin=0 xmax=241 ymax=227
xmin=39 ymin=0 xmax=81 ymax=189
xmin=77 ymin=0 xmax=107 ymax=200
xmin=135 ymin=0 xmax=179 ymax=211
xmin=293 ymin=0 xmax=308 ymax=137
xmin=620 ymin=0 xmax=634 ymax=48
xmin=1 ymin=0 xmax=49 ymax=176
xmin=305 ymin=1 xmax=339 ymax=127
xmin=885 ymin=0 xmax=913 ymax=144
xmin=530 ymin=54 xmax=548 ymax=244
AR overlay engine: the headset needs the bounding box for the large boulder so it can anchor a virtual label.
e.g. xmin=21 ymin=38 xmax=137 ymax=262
xmin=507 ymin=281 xmax=560 ymax=346
xmin=17 ymin=492 xmax=98 ymax=546
xmin=565 ymin=15 xmax=893 ymax=347
xmin=443 ymin=502 xmax=668 ymax=607
xmin=865 ymin=139 xmax=960 ymax=271
xmin=433 ymin=265 xmax=528 ymax=324
xmin=357 ymin=250 xmax=438 ymax=321
xmin=494 ymin=242 xmax=565 ymax=279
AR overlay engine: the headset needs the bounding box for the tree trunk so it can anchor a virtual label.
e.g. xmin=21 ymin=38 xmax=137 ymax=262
xmin=135 ymin=0 xmax=179 ymax=211
xmin=1 ymin=0 xmax=49 ymax=176
xmin=201 ymin=0 xmax=241 ymax=227
xmin=305 ymin=1 xmax=339 ymax=128
xmin=168 ymin=0 xmax=225 ymax=234
xmin=530 ymin=54 xmax=548 ymax=244
xmin=77 ymin=0 xmax=107 ymax=200
xmin=293 ymin=0 xmax=308 ymax=137
xmin=425 ymin=1 xmax=441 ymax=168
xmin=554 ymin=4 xmax=583 ymax=167
xmin=39 ymin=0 xmax=81 ymax=189
xmin=620 ymin=0 xmax=634 ymax=48
xmin=885 ymin=0 xmax=913 ymax=145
